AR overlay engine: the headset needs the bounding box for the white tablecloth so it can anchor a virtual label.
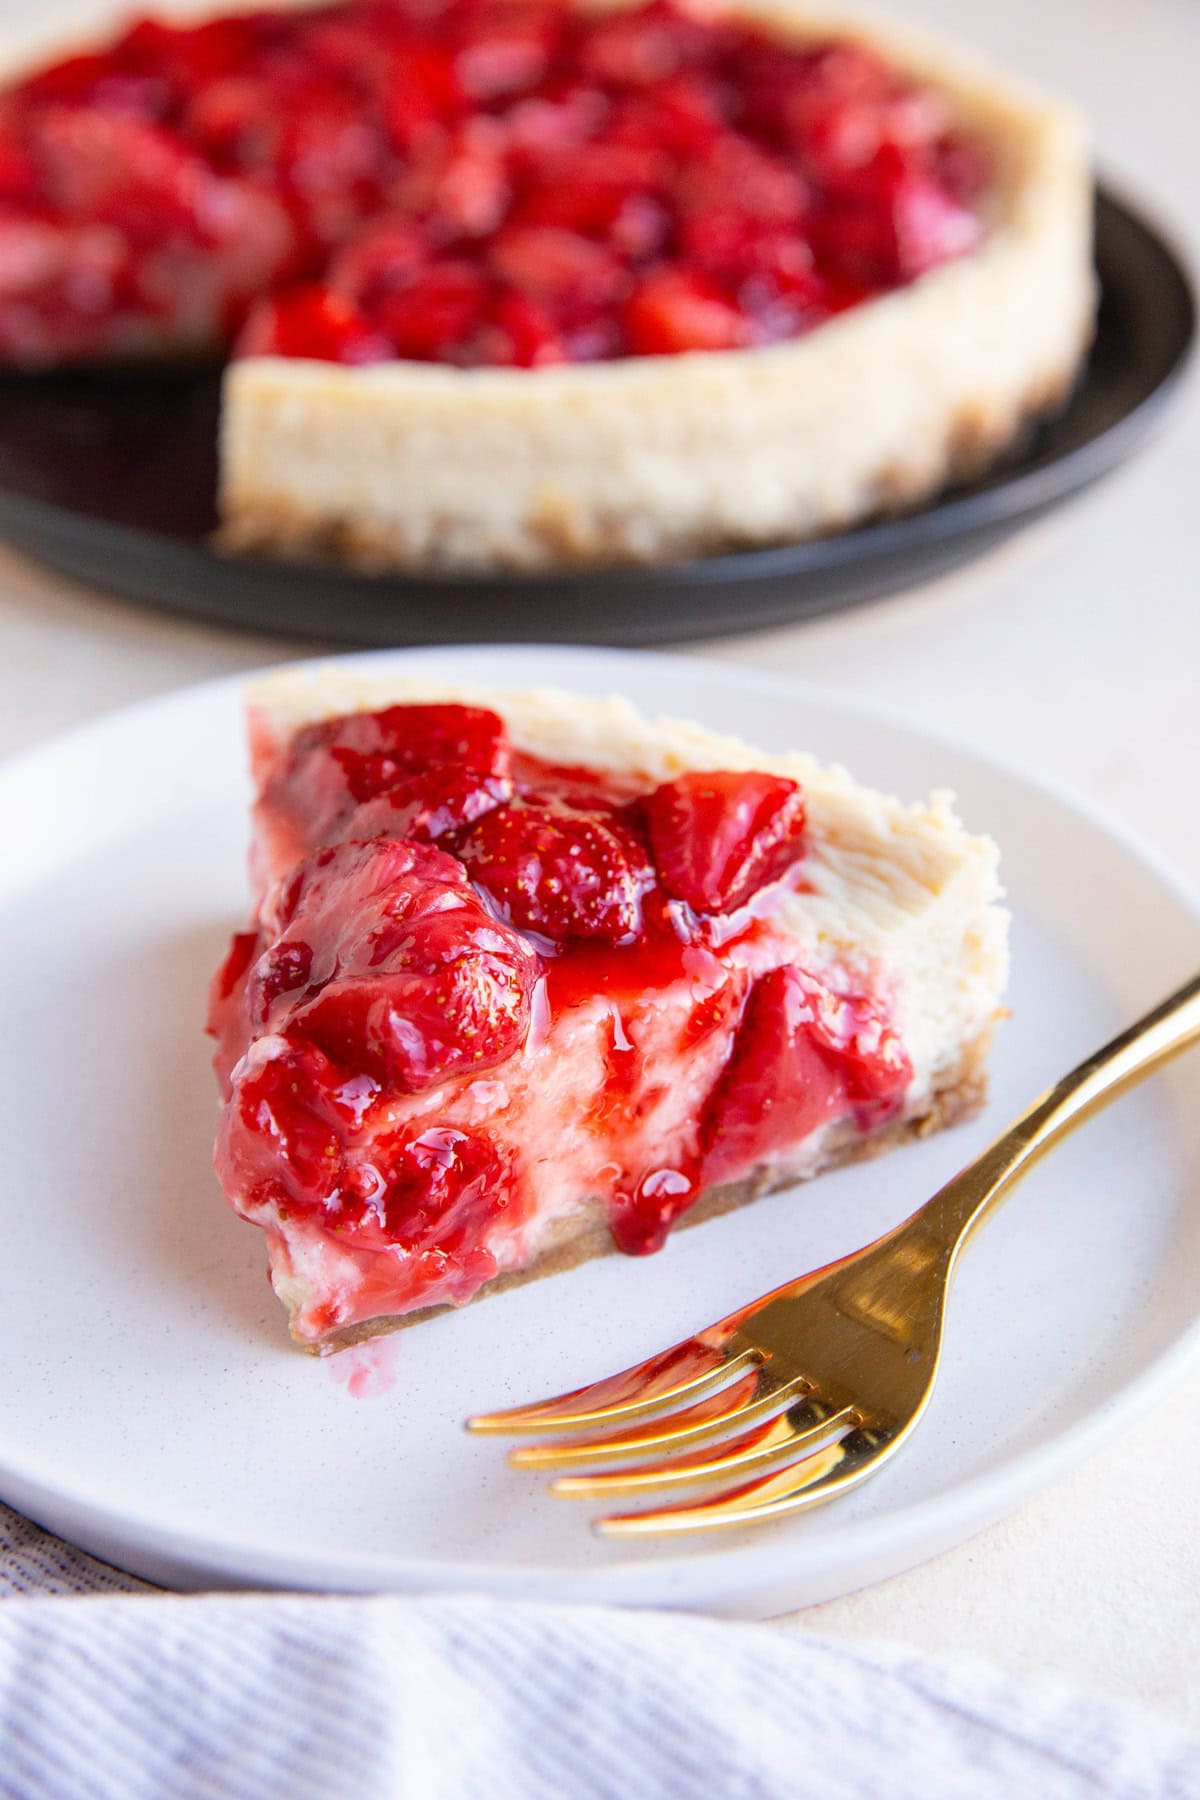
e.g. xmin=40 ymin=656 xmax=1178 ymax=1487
xmin=2 ymin=1499 xmax=1198 ymax=1800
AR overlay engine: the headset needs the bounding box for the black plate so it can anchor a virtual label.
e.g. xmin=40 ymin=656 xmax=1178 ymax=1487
xmin=0 ymin=184 xmax=1192 ymax=646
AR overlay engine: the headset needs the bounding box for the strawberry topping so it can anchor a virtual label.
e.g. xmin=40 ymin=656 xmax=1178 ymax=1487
xmin=210 ymin=701 xmax=917 ymax=1311
xmin=226 ymin=1036 xmax=511 ymax=1267
xmin=456 ymin=801 xmax=653 ymax=945
xmin=702 ymin=965 xmax=913 ymax=1187
xmin=259 ymin=701 xmax=510 ymax=859
xmin=244 ymin=836 xmax=539 ymax=1092
xmin=0 ymin=0 xmax=988 ymax=367
xmin=235 ymin=285 xmax=392 ymax=363
xmin=644 ymin=769 xmax=807 ymax=913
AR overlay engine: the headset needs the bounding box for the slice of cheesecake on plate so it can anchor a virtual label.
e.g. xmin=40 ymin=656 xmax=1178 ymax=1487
xmin=208 ymin=670 xmax=1008 ymax=1351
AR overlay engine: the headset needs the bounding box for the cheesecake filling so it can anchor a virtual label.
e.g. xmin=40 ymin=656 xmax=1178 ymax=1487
xmin=209 ymin=699 xmax=925 ymax=1344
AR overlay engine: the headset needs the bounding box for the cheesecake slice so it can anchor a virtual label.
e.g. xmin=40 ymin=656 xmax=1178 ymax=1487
xmin=207 ymin=672 xmax=1008 ymax=1351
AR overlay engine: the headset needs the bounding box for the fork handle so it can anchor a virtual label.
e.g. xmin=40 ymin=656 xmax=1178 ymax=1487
xmin=916 ymin=969 xmax=1200 ymax=1256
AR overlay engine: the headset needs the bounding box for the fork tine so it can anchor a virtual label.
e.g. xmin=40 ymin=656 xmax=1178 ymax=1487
xmin=594 ymin=1425 xmax=889 ymax=1535
xmin=467 ymin=1332 xmax=753 ymax=1435
xmin=550 ymin=1401 xmax=858 ymax=1497
xmin=508 ymin=1368 xmax=809 ymax=1469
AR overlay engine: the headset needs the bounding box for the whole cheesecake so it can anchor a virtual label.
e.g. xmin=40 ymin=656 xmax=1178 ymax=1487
xmin=0 ymin=0 xmax=1092 ymax=569
xmin=208 ymin=671 xmax=1009 ymax=1352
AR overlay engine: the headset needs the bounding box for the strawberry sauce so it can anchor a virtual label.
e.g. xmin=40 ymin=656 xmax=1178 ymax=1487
xmin=2 ymin=0 xmax=987 ymax=367
xmin=210 ymin=702 xmax=912 ymax=1328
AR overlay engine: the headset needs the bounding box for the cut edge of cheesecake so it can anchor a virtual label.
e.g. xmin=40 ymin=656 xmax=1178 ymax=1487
xmin=217 ymin=0 xmax=1095 ymax=572
xmin=229 ymin=667 xmax=1010 ymax=1352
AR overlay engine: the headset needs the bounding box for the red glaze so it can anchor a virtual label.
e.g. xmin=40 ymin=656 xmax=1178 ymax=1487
xmin=1 ymin=0 xmax=987 ymax=367
xmin=211 ymin=700 xmax=914 ymax=1299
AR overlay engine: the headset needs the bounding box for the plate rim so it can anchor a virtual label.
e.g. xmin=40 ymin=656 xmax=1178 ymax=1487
xmin=3 ymin=641 xmax=1200 ymax=1603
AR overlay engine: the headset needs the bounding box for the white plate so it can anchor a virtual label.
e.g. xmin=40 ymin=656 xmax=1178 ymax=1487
xmin=2 ymin=644 xmax=1199 ymax=1614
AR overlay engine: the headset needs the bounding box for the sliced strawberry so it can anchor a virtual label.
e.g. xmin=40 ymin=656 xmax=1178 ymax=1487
xmin=274 ymin=94 xmax=383 ymax=245
xmin=578 ymin=6 xmax=711 ymax=87
xmin=292 ymin=925 xmax=532 ymax=1091
xmin=795 ymin=88 xmax=949 ymax=183
xmin=182 ymin=75 xmax=277 ymax=169
xmin=625 ymin=266 xmax=750 ymax=355
xmin=644 ymin=770 xmax=806 ymax=914
xmin=757 ymin=40 xmax=892 ymax=134
xmin=331 ymin=1124 xmax=512 ymax=1254
xmin=505 ymin=85 xmax=608 ymax=155
xmin=812 ymin=146 xmax=980 ymax=284
xmin=702 ymin=965 xmax=912 ymax=1184
xmin=372 ymin=259 xmax=488 ymax=359
xmin=607 ymin=192 xmax=670 ymax=260
xmin=512 ymin=142 xmax=670 ymax=233
xmin=236 ymin=284 xmax=392 ymax=364
xmin=477 ymin=290 xmax=566 ymax=366
xmin=454 ymin=11 xmax=562 ymax=100
xmin=261 ymin=703 xmax=511 ymax=851
xmin=457 ymin=802 xmax=652 ymax=944
xmin=221 ymin=1035 xmax=512 ymax=1266
xmin=488 ymin=225 xmax=629 ymax=308
xmin=324 ymin=703 xmax=511 ymax=793
xmin=606 ymin=73 xmax=727 ymax=156
xmin=430 ymin=120 xmax=510 ymax=237
xmin=258 ymin=837 xmax=537 ymax=1091
xmin=384 ymin=43 xmax=464 ymax=150
xmin=231 ymin=1039 xmax=362 ymax=1210
xmin=680 ymin=211 xmax=817 ymax=296
xmin=336 ymin=765 xmax=513 ymax=847
xmin=250 ymin=937 xmax=315 ymax=1022
xmin=119 ymin=16 xmax=260 ymax=93
xmin=0 ymin=134 xmax=40 ymax=206
xmin=678 ymin=130 xmax=808 ymax=225
xmin=328 ymin=219 xmax=430 ymax=305
xmin=31 ymin=108 xmax=209 ymax=242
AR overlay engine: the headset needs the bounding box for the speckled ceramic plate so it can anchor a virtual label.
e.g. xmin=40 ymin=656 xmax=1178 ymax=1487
xmin=2 ymin=644 xmax=1199 ymax=1611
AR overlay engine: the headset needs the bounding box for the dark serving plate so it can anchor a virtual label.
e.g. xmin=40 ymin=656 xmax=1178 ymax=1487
xmin=0 ymin=184 xmax=1192 ymax=647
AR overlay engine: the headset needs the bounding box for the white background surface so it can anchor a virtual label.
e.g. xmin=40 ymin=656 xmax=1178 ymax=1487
xmin=0 ymin=0 xmax=1197 ymax=1728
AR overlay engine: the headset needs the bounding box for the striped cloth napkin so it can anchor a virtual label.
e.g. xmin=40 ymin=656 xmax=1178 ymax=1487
xmin=1 ymin=1502 xmax=1198 ymax=1800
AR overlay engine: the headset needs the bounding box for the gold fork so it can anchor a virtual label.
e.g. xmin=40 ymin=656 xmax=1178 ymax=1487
xmin=467 ymin=971 xmax=1200 ymax=1536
